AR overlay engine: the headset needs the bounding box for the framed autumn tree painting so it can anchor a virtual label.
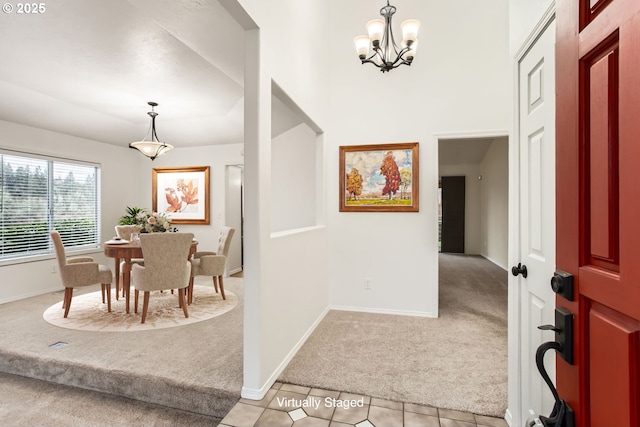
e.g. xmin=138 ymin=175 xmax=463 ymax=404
xmin=152 ymin=166 xmax=210 ymax=224
xmin=340 ymin=142 xmax=419 ymax=212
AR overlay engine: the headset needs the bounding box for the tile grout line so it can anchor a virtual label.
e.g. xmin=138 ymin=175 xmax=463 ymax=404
xmin=223 ymin=382 xmax=508 ymax=427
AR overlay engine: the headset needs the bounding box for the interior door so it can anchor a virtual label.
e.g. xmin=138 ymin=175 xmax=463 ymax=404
xmin=556 ymin=0 xmax=640 ymax=425
xmin=441 ymin=176 xmax=465 ymax=253
xmin=516 ymin=18 xmax=557 ymax=426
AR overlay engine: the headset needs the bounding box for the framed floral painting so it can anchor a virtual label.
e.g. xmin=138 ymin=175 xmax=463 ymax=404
xmin=152 ymin=166 xmax=210 ymax=224
xmin=339 ymin=142 xmax=419 ymax=212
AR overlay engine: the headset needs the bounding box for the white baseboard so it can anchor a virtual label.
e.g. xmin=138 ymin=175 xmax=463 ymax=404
xmin=504 ymin=408 xmax=513 ymax=426
xmin=481 ymin=254 xmax=508 ymax=271
xmin=241 ymin=305 xmax=331 ymax=400
xmin=0 ymin=286 xmax=60 ymax=305
xmin=227 ymin=267 xmax=243 ymax=277
xmin=241 ymin=385 xmax=268 ymax=401
xmin=329 ymin=305 xmax=437 ymax=318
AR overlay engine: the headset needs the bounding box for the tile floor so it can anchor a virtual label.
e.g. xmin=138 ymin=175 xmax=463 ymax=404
xmin=218 ymin=383 xmax=508 ymax=427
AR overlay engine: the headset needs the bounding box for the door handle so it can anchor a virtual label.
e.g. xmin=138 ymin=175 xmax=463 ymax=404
xmin=531 ymin=307 xmax=575 ymax=427
xmin=511 ymin=262 xmax=528 ymax=278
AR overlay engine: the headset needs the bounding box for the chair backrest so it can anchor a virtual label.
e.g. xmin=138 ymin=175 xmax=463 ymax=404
xmin=50 ymin=230 xmax=67 ymax=269
xmin=115 ymin=225 xmax=142 ymax=240
xmin=138 ymin=232 xmax=194 ymax=291
xmin=217 ymin=227 xmax=235 ymax=257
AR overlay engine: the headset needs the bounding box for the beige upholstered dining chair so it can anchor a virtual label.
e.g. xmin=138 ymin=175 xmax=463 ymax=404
xmin=188 ymin=227 xmax=235 ymax=303
xmin=114 ymin=225 xmax=141 ymax=241
xmin=113 ymin=225 xmax=143 ymax=300
xmin=50 ymin=230 xmax=113 ymax=318
xmin=131 ymin=232 xmax=194 ymax=324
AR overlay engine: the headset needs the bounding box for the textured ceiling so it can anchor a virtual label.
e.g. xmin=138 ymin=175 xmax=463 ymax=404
xmin=0 ymin=0 xmax=300 ymax=148
xmin=438 ymin=137 xmax=502 ymax=165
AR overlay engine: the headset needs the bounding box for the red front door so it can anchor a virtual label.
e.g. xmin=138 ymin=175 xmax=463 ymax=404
xmin=556 ymin=0 xmax=640 ymax=426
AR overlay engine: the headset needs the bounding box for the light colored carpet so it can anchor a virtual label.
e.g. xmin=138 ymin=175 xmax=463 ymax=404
xmin=0 ymin=372 xmax=221 ymax=427
xmin=0 ymin=276 xmax=244 ymax=419
xmin=43 ymin=285 xmax=237 ymax=332
xmin=279 ymin=254 xmax=508 ymax=417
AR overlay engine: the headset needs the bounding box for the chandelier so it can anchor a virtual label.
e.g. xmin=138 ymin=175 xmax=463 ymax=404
xmin=129 ymin=102 xmax=174 ymax=160
xmin=354 ymin=1 xmax=420 ymax=73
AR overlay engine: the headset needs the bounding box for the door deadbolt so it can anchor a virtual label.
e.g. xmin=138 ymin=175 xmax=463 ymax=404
xmin=551 ymin=270 xmax=574 ymax=301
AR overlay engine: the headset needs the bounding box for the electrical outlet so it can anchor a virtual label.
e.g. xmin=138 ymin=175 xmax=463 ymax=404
xmin=50 ymin=265 xmax=57 ymax=274
xmin=364 ymin=278 xmax=372 ymax=290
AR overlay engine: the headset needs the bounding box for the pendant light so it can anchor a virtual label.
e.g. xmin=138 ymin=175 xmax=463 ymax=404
xmin=129 ymin=102 xmax=173 ymax=160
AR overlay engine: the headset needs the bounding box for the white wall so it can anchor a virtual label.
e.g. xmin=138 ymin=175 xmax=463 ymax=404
xmin=480 ymin=138 xmax=509 ymax=269
xmin=509 ymin=0 xmax=555 ymax=55
xmin=439 ymin=164 xmax=482 ymax=255
xmin=234 ymin=0 xmax=328 ymax=131
xmin=271 ymin=123 xmax=317 ymax=233
xmin=233 ymin=0 xmax=331 ymax=398
xmin=327 ymin=0 xmax=510 ymax=317
xmin=0 ymin=120 xmax=144 ymax=303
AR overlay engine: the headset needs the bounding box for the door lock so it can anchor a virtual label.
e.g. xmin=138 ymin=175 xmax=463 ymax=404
xmin=551 ymin=270 xmax=574 ymax=301
xmin=511 ymin=262 xmax=528 ymax=278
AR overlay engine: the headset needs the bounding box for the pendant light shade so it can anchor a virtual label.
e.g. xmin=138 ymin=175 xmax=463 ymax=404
xmin=129 ymin=102 xmax=173 ymax=160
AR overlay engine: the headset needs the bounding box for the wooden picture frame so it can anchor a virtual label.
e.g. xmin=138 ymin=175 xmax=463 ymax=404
xmin=340 ymin=142 xmax=419 ymax=212
xmin=152 ymin=166 xmax=210 ymax=224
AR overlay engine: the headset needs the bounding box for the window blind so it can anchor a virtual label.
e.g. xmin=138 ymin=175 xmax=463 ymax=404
xmin=0 ymin=152 xmax=101 ymax=261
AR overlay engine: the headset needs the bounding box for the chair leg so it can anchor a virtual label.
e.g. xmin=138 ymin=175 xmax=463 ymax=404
xmin=179 ymin=288 xmax=189 ymax=318
xmin=134 ymin=289 xmax=139 ymax=314
xmin=105 ymin=283 xmax=111 ymax=312
xmin=141 ymin=291 xmax=150 ymax=324
xmin=63 ymin=288 xmax=73 ymax=318
xmin=188 ymin=277 xmax=194 ymax=305
xmin=213 ymin=276 xmax=219 ymax=293
xmin=101 ymin=284 xmax=106 ymax=304
xmin=219 ymin=276 xmax=226 ymax=300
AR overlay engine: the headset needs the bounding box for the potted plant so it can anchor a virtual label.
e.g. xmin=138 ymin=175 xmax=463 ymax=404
xmin=118 ymin=206 xmax=143 ymax=225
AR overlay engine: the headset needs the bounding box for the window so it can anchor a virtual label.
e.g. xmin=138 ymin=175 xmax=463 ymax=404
xmin=0 ymin=151 xmax=101 ymax=261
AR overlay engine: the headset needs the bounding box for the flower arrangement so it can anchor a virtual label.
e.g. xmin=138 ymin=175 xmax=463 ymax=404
xmin=135 ymin=210 xmax=175 ymax=233
xmin=118 ymin=206 xmax=177 ymax=233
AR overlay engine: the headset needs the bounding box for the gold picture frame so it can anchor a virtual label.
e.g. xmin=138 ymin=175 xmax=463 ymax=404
xmin=152 ymin=166 xmax=210 ymax=224
xmin=339 ymin=142 xmax=419 ymax=212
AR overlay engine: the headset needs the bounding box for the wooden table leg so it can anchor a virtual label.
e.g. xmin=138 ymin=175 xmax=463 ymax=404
xmin=114 ymin=258 xmax=121 ymax=300
xmin=123 ymin=258 xmax=132 ymax=314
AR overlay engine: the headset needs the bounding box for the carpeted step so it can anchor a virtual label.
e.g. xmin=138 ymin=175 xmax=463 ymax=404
xmin=0 ymin=347 xmax=238 ymax=419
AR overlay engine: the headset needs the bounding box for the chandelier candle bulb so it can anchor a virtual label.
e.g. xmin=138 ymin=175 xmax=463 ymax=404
xmin=366 ymin=19 xmax=385 ymax=45
xmin=401 ymin=19 xmax=421 ymax=42
xmin=354 ymin=36 xmax=371 ymax=58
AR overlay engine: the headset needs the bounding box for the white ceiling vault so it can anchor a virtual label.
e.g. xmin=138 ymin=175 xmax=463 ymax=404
xmin=0 ymin=0 xmax=298 ymax=148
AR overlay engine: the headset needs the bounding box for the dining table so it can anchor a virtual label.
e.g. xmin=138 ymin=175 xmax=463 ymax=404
xmin=103 ymin=238 xmax=198 ymax=313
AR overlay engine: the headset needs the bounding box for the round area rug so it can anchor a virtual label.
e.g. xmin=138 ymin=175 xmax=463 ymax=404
xmin=43 ymin=285 xmax=237 ymax=332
